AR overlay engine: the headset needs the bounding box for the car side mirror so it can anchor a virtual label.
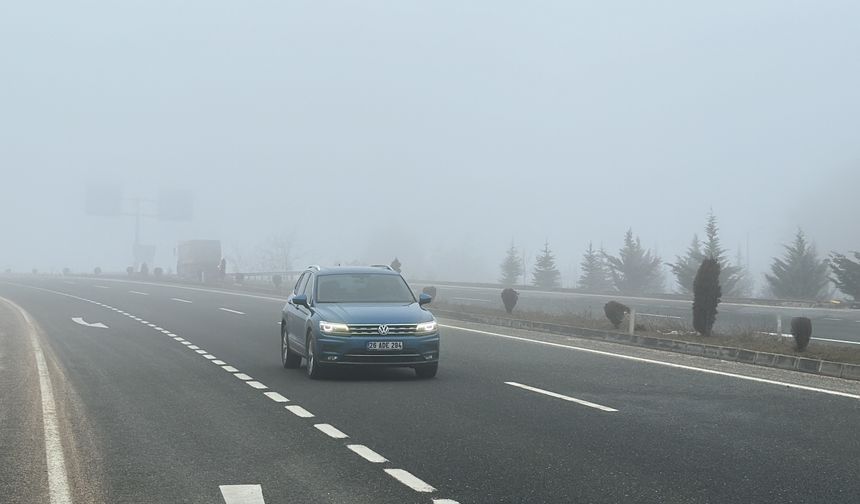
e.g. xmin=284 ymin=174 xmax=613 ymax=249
xmin=293 ymin=294 xmax=310 ymax=308
xmin=418 ymin=293 xmax=432 ymax=306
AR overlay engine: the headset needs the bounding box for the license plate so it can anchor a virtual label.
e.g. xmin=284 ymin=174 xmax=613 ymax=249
xmin=366 ymin=341 xmax=403 ymax=351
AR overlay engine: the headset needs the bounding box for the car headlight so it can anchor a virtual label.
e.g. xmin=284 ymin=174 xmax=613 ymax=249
xmin=416 ymin=321 xmax=438 ymax=333
xmin=319 ymin=321 xmax=350 ymax=335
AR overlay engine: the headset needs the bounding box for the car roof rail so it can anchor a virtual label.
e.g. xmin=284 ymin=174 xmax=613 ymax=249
xmin=370 ymin=264 xmax=394 ymax=271
xmin=307 ymin=265 xmax=322 ymax=271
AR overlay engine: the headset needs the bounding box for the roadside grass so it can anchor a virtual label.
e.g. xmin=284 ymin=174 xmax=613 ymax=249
xmin=431 ymin=301 xmax=860 ymax=365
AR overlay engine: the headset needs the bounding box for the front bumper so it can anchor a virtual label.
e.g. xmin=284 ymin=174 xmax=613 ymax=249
xmin=316 ymin=333 xmax=440 ymax=366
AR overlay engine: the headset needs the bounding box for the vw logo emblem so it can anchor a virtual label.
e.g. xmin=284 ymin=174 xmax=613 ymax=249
xmin=377 ymin=324 xmax=390 ymax=335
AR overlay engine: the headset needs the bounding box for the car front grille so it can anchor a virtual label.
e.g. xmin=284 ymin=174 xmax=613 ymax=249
xmin=347 ymin=324 xmax=419 ymax=336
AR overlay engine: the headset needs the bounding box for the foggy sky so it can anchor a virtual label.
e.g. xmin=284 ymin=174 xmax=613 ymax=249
xmin=2 ymin=1 xmax=858 ymax=289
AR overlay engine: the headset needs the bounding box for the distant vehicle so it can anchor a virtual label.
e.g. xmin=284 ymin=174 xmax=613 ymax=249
xmin=281 ymin=265 xmax=440 ymax=379
xmin=176 ymin=240 xmax=222 ymax=282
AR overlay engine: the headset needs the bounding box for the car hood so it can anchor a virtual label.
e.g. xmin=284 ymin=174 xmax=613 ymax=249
xmin=315 ymin=303 xmax=433 ymax=325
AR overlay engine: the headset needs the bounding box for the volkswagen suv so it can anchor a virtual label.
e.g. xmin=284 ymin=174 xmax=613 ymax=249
xmin=280 ymin=265 xmax=440 ymax=379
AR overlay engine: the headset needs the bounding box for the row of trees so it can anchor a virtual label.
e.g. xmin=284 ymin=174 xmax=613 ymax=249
xmin=499 ymin=214 xmax=860 ymax=300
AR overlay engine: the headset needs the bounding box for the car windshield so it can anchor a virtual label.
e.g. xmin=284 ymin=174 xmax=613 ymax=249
xmin=316 ymin=274 xmax=416 ymax=303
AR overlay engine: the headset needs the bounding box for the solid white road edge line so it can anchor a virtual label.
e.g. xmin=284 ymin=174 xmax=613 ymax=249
xmin=384 ymin=469 xmax=436 ymax=493
xmin=505 ymin=382 xmax=618 ymax=412
xmin=219 ymin=308 xmax=246 ymax=315
xmin=285 ymin=405 xmax=315 ymax=418
xmin=347 ymin=444 xmax=388 ymax=463
xmin=0 ymin=298 xmax=73 ymax=504
xmin=442 ymin=325 xmax=860 ymax=400
xmin=219 ymin=484 xmax=265 ymax=504
xmin=314 ymin=423 xmax=348 ymax=439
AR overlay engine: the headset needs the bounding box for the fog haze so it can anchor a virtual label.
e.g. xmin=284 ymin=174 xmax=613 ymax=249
xmin=2 ymin=1 xmax=858 ymax=288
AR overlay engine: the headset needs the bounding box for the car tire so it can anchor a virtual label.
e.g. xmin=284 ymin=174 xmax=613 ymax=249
xmin=306 ymin=332 xmax=325 ymax=379
xmin=414 ymin=363 xmax=438 ymax=379
xmin=281 ymin=322 xmax=301 ymax=369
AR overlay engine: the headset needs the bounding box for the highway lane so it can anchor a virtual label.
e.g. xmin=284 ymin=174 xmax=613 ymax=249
xmin=2 ymin=277 xmax=859 ymax=503
xmin=414 ymin=283 xmax=860 ymax=344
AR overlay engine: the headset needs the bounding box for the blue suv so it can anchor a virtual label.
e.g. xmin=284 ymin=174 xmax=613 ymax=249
xmin=280 ymin=265 xmax=440 ymax=379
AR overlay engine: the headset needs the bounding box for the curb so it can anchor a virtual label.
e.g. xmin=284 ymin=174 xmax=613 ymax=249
xmin=432 ymin=309 xmax=860 ymax=382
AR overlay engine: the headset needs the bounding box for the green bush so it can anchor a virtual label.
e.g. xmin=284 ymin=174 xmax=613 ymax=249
xmin=604 ymin=301 xmax=629 ymax=329
xmin=501 ymin=288 xmax=519 ymax=314
xmin=790 ymin=317 xmax=812 ymax=352
xmin=693 ymin=258 xmax=721 ymax=336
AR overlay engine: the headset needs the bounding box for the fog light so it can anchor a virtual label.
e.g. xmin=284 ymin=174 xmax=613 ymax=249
xmin=327 ymin=356 xmax=338 ymax=361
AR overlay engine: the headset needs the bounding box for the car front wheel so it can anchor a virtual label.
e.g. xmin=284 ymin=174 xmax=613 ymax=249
xmin=306 ymin=332 xmax=325 ymax=379
xmin=281 ymin=322 xmax=301 ymax=369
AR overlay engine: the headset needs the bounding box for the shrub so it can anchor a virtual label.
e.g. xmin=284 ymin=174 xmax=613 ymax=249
xmin=501 ymin=288 xmax=519 ymax=314
xmin=692 ymin=258 xmax=721 ymax=336
xmin=235 ymin=273 xmax=245 ymax=284
xmin=272 ymin=274 xmax=283 ymax=288
xmin=154 ymin=267 xmax=164 ymax=278
xmin=62 ymin=267 xmax=71 ymax=276
xmin=422 ymin=286 xmax=437 ymax=299
xmin=94 ymin=267 xmax=102 ymax=275
xmin=140 ymin=263 xmax=149 ymax=276
xmin=790 ymin=317 xmax=812 ymax=352
xmin=126 ymin=266 xmax=134 ymax=276
xmin=604 ymin=301 xmax=630 ymax=329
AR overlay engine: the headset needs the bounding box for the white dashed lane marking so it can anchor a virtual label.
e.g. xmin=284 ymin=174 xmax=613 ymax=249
xmin=285 ymin=405 xmax=315 ymax=418
xmin=247 ymin=381 xmax=267 ymax=390
xmin=222 ymin=366 xmax=239 ymax=373
xmin=212 ymin=360 xmax=226 ymax=365
xmin=234 ymin=373 xmax=253 ymax=381
xmin=219 ymin=308 xmax=246 ymax=315
xmin=348 ymin=444 xmax=388 ymax=463
xmin=384 ymin=469 xmax=436 ymax=493
xmin=264 ymin=392 xmax=289 ymax=403
xmin=171 ymin=298 xmax=192 ymax=303
xmin=505 ymin=382 xmax=618 ymax=413
xmin=314 ymin=424 xmax=348 ymax=439
xmin=128 ymin=291 xmax=149 ymax=296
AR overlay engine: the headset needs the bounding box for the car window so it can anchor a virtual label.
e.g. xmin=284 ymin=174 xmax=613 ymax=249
xmin=293 ymin=272 xmax=308 ymax=294
xmin=316 ymin=274 xmax=416 ymax=303
xmin=302 ymin=273 xmax=315 ymax=299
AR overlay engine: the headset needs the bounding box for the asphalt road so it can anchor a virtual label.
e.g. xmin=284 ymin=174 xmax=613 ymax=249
xmin=413 ymin=283 xmax=860 ymax=345
xmin=1 ymin=276 xmax=859 ymax=503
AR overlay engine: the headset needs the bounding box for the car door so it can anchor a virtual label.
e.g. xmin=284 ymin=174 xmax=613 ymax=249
xmin=286 ymin=272 xmax=309 ymax=347
xmin=294 ymin=272 xmax=315 ymax=354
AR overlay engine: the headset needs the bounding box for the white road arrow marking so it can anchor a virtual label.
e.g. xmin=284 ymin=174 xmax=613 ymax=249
xmin=71 ymin=317 xmax=108 ymax=329
xmin=220 ymin=484 xmax=265 ymax=504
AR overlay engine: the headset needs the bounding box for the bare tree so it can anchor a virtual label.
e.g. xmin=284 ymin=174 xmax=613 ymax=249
xmin=254 ymin=233 xmax=295 ymax=272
